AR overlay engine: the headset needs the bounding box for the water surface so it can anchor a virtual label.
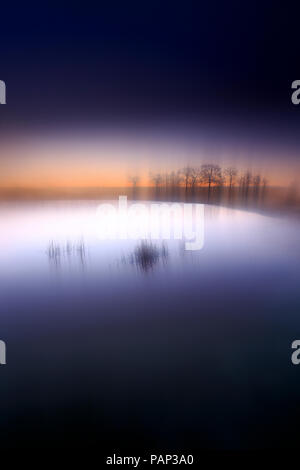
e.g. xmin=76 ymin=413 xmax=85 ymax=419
xmin=0 ymin=200 xmax=300 ymax=450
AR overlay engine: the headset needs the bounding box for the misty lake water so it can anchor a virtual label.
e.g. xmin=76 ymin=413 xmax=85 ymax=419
xmin=0 ymin=200 xmax=300 ymax=449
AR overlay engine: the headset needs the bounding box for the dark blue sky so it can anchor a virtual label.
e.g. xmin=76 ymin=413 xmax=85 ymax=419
xmin=0 ymin=1 xmax=300 ymax=135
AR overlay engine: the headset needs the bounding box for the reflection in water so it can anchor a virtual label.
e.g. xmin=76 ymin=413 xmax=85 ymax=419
xmin=122 ymin=241 xmax=168 ymax=273
xmin=46 ymin=239 xmax=86 ymax=269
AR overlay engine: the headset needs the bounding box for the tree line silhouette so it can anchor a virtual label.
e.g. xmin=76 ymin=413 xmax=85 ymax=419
xmin=138 ymin=164 xmax=268 ymax=205
xmin=126 ymin=164 xmax=300 ymax=213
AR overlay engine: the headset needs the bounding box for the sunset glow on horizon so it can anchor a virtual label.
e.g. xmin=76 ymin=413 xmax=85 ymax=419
xmin=0 ymin=130 xmax=299 ymax=190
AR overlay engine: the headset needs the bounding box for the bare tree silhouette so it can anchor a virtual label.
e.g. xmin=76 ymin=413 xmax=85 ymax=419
xmin=166 ymin=170 xmax=182 ymax=200
xmin=189 ymin=167 xmax=201 ymax=196
xmin=224 ymin=167 xmax=237 ymax=190
xmin=149 ymin=172 xmax=163 ymax=199
xmin=261 ymin=177 xmax=268 ymax=203
xmin=200 ymin=164 xmax=223 ymax=201
xmin=239 ymin=170 xmax=252 ymax=202
xmin=253 ymin=174 xmax=261 ymax=202
xmin=244 ymin=171 xmax=252 ymax=201
xmin=128 ymin=175 xmax=140 ymax=199
xmin=128 ymin=175 xmax=140 ymax=188
xmin=149 ymin=172 xmax=162 ymax=188
xmin=181 ymin=166 xmax=193 ymax=193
